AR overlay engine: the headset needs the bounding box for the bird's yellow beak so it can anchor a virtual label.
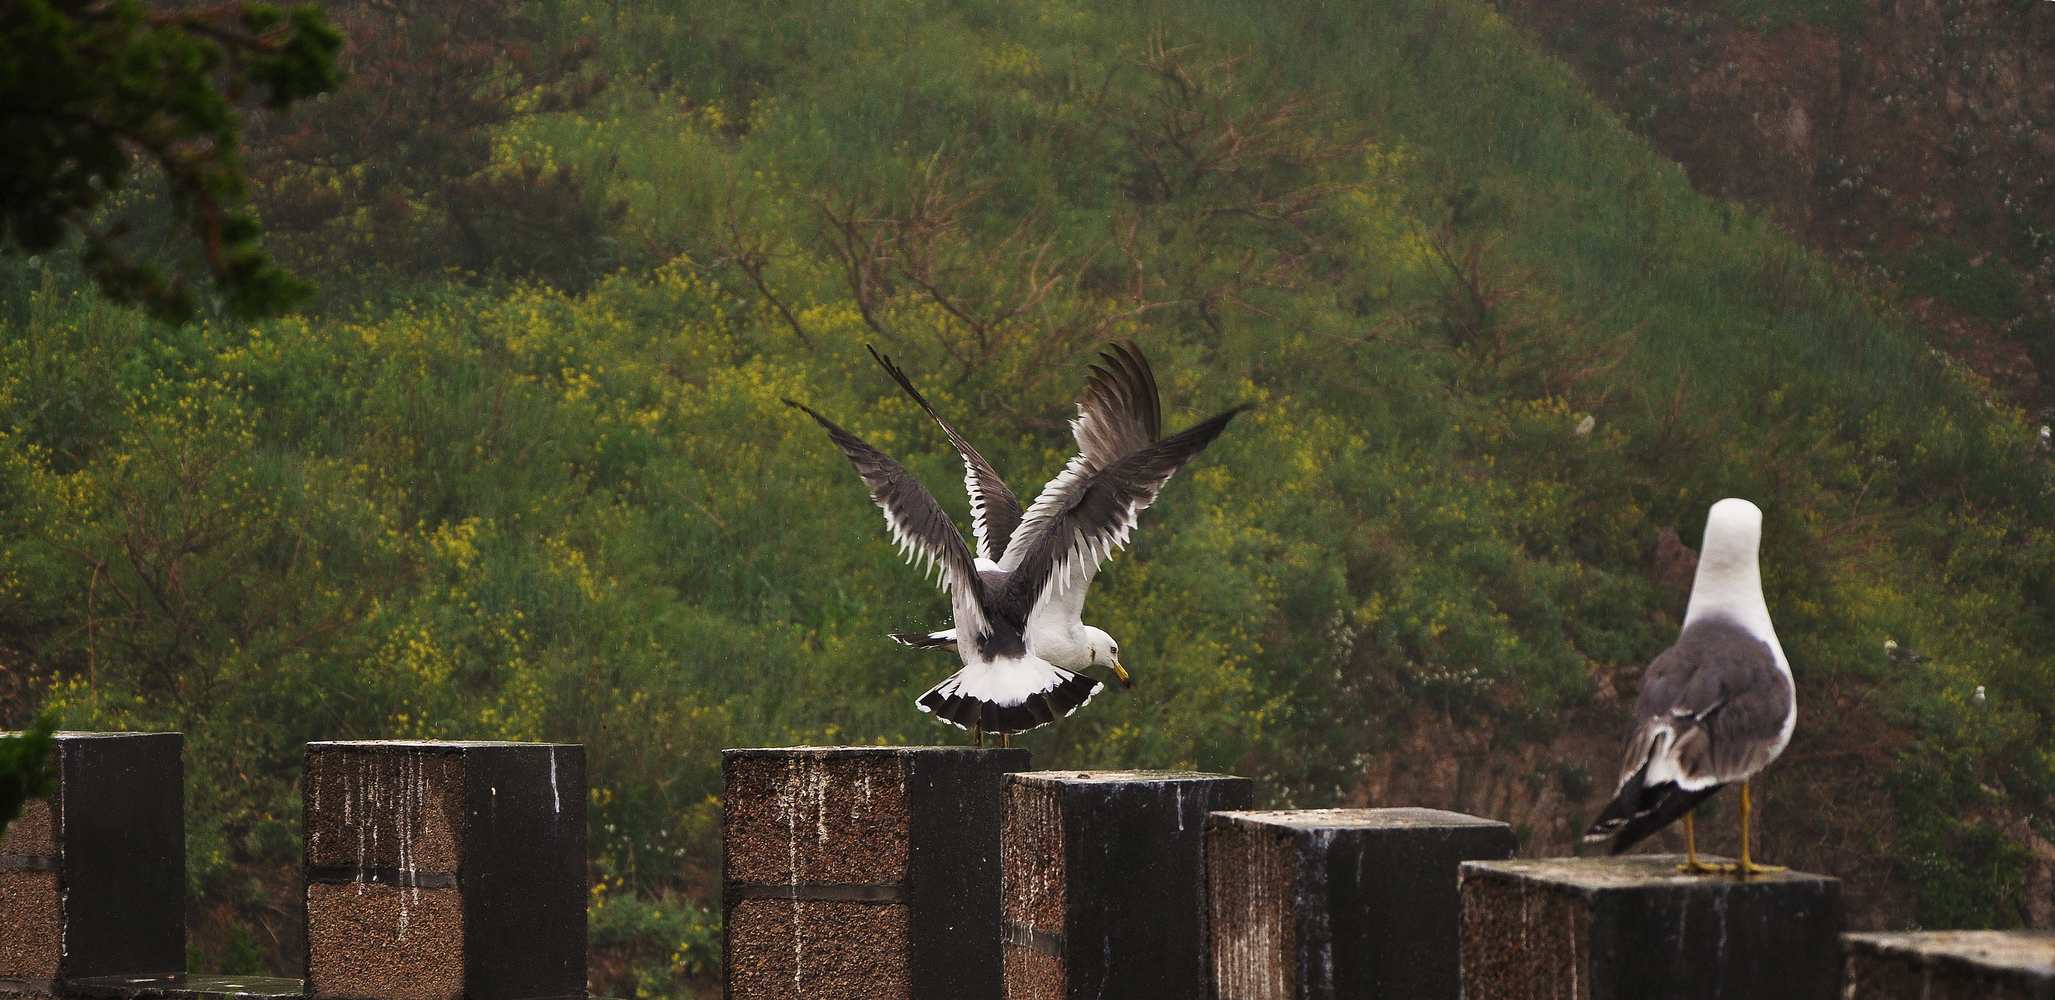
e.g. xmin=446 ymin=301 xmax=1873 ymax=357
xmin=1111 ymin=657 xmax=1132 ymax=689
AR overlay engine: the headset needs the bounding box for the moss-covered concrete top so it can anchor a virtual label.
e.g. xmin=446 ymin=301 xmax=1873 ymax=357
xmin=1010 ymin=769 xmax=1245 ymax=785
xmin=724 ymin=745 xmax=1029 ymax=760
xmin=64 ymin=975 xmax=309 ymax=999
xmin=1213 ymin=807 xmax=1508 ymax=830
xmin=1844 ymin=930 xmax=2055 ymax=979
xmin=310 ymin=739 xmax=580 ymax=750
xmin=1462 ymin=855 xmax=1839 ymax=893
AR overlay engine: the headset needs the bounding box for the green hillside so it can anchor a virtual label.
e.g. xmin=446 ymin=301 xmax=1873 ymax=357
xmin=4 ymin=0 xmax=2051 ymax=989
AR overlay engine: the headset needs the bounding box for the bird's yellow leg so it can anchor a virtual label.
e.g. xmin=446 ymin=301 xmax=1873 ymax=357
xmin=1676 ymin=813 xmax=1723 ymax=874
xmin=1736 ymin=781 xmax=1785 ymax=877
xmin=972 ymin=724 xmax=984 ymax=749
xmin=999 ymin=732 xmax=1012 ymax=749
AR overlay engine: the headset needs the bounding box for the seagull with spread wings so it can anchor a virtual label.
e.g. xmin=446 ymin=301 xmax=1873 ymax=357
xmin=786 ymin=343 xmax=1246 ymax=744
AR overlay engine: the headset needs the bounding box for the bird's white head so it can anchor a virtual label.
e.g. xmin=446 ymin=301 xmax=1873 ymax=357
xmin=1081 ymin=625 xmax=1132 ymax=689
xmin=1684 ymin=498 xmax=1777 ymax=651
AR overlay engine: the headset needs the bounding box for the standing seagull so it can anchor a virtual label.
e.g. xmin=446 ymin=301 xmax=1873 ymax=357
xmin=1583 ymin=498 xmax=1796 ymax=876
xmin=787 ymin=343 xmax=1245 ymax=743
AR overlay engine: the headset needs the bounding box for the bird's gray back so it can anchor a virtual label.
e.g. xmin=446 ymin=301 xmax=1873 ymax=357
xmin=980 ymin=567 xmax=1031 ymax=623
xmin=1630 ymin=617 xmax=1794 ymax=785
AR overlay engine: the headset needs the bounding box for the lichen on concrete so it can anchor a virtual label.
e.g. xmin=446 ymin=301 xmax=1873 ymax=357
xmin=725 ymin=753 xmax=910 ymax=887
xmin=305 ymin=747 xmax=464 ymax=878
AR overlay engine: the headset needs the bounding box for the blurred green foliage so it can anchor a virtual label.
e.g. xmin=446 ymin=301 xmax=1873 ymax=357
xmin=1896 ymin=238 xmax=2034 ymax=327
xmin=0 ymin=0 xmax=340 ymax=321
xmin=3 ymin=0 xmax=2053 ymax=991
xmin=0 ymin=714 xmax=58 ymax=831
xmin=236 ymin=0 xmax=620 ymax=297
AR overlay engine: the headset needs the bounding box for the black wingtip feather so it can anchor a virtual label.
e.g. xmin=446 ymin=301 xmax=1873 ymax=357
xmin=1586 ymin=781 xmax=1723 ymax=854
xmin=866 ymin=345 xmax=927 ymax=408
xmin=783 ymin=397 xmax=830 ymax=426
xmin=1175 ymin=402 xmax=1253 ymax=446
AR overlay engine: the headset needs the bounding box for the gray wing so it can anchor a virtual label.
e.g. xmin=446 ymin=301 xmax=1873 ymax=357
xmin=1070 ymin=342 xmax=1162 ymax=473
xmin=1615 ymin=619 xmax=1793 ymax=791
xmin=999 ymin=344 xmax=1243 ymax=620
xmin=787 ymin=399 xmax=990 ymax=641
xmin=867 ymin=346 xmax=1023 ymax=562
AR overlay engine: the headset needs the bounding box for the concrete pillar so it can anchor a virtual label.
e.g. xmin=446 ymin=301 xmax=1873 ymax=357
xmin=1842 ymin=931 xmax=2054 ymax=999
xmin=1208 ymin=808 xmax=1516 ymax=1000
xmin=1459 ymin=855 xmax=1842 ymax=1000
xmin=301 ymin=740 xmax=585 ymax=1000
xmin=0 ymin=732 xmax=184 ymax=991
xmin=722 ymin=746 xmax=1030 ymax=1000
xmin=1001 ymin=769 xmax=1255 ymax=1000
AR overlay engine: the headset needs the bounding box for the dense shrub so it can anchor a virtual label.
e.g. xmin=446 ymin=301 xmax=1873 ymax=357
xmin=6 ymin=0 xmax=2053 ymax=991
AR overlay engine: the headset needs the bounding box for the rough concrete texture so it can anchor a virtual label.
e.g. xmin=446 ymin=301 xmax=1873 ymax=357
xmin=1208 ymin=819 xmax=1299 ymax=1000
xmin=1211 ymin=808 xmax=1516 ymax=1000
xmin=900 ymin=747 xmax=1026 ymax=999
xmin=1842 ymin=931 xmax=2055 ymax=1000
xmin=1333 ymin=809 xmax=1511 ymax=999
xmin=1001 ymin=778 xmax=1066 ymax=937
xmin=725 ymin=747 xmax=1025 ymax=1000
xmin=1001 ymin=941 xmax=1065 ymax=1000
xmin=64 ymin=976 xmax=309 ymax=999
xmin=455 ymin=742 xmax=586 ymax=999
xmin=1460 ymin=864 xmax=1594 ymax=999
xmin=0 ymin=800 xmax=55 ymax=858
xmin=55 ymin=732 xmax=186 ymax=980
xmin=305 ymin=882 xmax=463 ymax=1000
xmin=1003 ymin=770 xmax=1256 ymax=1000
xmin=304 ymin=747 xmax=465 ymax=874
xmin=724 ymin=750 xmax=910 ymax=886
xmin=0 ymin=871 xmax=59 ymax=977
xmin=1460 ymin=855 xmax=1842 ymax=1000
xmin=728 ymin=898 xmax=910 ymax=1000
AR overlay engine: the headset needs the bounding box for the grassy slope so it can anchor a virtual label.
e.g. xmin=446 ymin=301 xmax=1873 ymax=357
xmin=4 ymin=0 xmax=2052 ymax=988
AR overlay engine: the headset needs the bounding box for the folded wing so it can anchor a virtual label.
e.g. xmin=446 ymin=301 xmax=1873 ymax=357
xmin=1583 ymin=619 xmax=1793 ymax=852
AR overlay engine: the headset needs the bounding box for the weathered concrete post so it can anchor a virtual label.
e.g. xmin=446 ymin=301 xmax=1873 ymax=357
xmin=1001 ymin=770 xmax=1255 ymax=1000
xmin=722 ymin=746 xmax=1030 ymax=1000
xmin=1459 ymin=855 xmax=1842 ymax=1000
xmin=301 ymin=740 xmax=586 ymax=1000
xmin=1208 ymin=808 xmax=1516 ymax=1000
xmin=1842 ymin=930 xmax=2055 ymax=998
xmin=0 ymin=732 xmax=184 ymax=993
